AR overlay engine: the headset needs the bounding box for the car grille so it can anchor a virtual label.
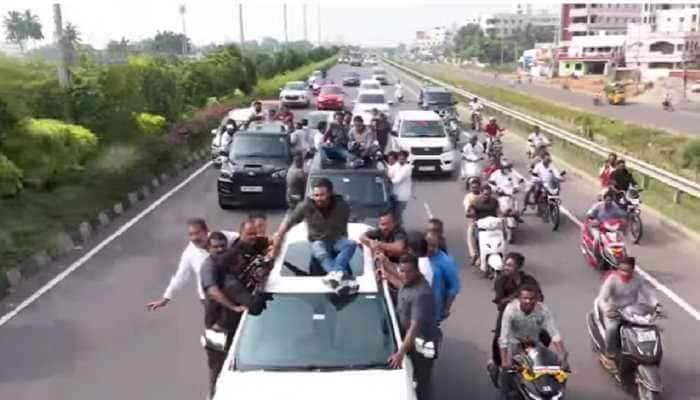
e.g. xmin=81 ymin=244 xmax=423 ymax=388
xmin=410 ymin=147 xmax=443 ymax=156
xmin=285 ymin=95 xmax=299 ymax=100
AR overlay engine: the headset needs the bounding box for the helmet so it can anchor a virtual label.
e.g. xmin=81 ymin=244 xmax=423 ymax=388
xmin=501 ymin=161 xmax=513 ymax=170
xmin=489 ymin=117 xmax=496 ymax=122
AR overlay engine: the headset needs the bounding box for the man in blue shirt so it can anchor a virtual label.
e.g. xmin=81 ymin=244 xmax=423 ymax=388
xmin=425 ymin=232 xmax=460 ymax=323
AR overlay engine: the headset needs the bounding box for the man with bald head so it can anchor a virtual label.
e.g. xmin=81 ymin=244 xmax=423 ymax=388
xmin=425 ymin=232 xmax=460 ymax=324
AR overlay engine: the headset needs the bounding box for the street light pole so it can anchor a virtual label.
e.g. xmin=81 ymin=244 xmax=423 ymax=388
xmin=179 ymin=4 xmax=187 ymax=56
xmin=283 ymin=3 xmax=289 ymax=45
xmin=303 ymin=3 xmax=308 ymax=42
xmin=238 ymin=3 xmax=245 ymax=52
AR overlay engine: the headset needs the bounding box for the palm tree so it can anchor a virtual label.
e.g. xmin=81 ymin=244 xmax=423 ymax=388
xmin=3 ymin=10 xmax=26 ymax=52
xmin=61 ymin=22 xmax=81 ymax=64
xmin=23 ymin=9 xmax=43 ymax=48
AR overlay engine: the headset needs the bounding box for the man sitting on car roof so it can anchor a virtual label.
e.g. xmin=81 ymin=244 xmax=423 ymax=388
xmin=272 ymin=178 xmax=359 ymax=296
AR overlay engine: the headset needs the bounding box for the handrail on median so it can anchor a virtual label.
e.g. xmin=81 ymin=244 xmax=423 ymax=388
xmin=384 ymin=58 xmax=700 ymax=202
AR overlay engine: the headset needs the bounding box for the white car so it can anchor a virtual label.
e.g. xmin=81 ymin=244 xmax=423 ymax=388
xmin=280 ymin=81 xmax=310 ymax=108
xmin=372 ymin=68 xmax=389 ymax=85
xmin=691 ymin=80 xmax=700 ymax=93
xmin=359 ymin=79 xmax=382 ymax=92
xmin=352 ymin=89 xmax=392 ymax=115
xmin=388 ymin=110 xmax=455 ymax=175
xmin=213 ymin=222 xmax=417 ymax=400
xmin=308 ymin=70 xmax=323 ymax=87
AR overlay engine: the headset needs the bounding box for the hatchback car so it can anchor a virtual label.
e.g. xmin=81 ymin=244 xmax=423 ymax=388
xmin=316 ymin=84 xmax=346 ymax=111
xmin=342 ymin=72 xmax=361 ymax=87
xmin=217 ymin=123 xmax=291 ymax=208
xmin=213 ymin=222 xmax=417 ymax=400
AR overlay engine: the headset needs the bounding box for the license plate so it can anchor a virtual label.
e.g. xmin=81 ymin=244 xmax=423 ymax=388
xmin=637 ymin=330 xmax=656 ymax=342
xmin=418 ymin=166 xmax=436 ymax=172
xmin=240 ymin=186 xmax=263 ymax=193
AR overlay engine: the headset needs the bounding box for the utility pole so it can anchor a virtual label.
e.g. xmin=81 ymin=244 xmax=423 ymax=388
xmin=283 ymin=3 xmax=289 ymax=45
xmin=303 ymin=3 xmax=308 ymax=42
xmin=316 ymin=3 xmax=321 ymax=46
xmin=238 ymin=3 xmax=245 ymax=52
xmin=499 ymin=33 xmax=504 ymax=65
xmin=53 ymin=3 xmax=70 ymax=90
xmin=179 ymin=4 xmax=187 ymax=56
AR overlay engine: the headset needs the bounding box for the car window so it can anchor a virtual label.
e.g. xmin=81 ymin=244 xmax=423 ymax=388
xmin=400 ymin=120 xmax=446 ymax=138
xmin=361 ymin=83 xmax=381 ymax=91
xmin=424 ymin=91 xmax=453 ymax=104
xmin=307 ymin=174 xmax=388 ymax=205
xmin=233 ymin=292 xmax=395 ymax=371
xmin=280 ymin=240 xmax=364 ymax=277
xmin=231 ymin=135 xmax=289 ymax=158
xmin=357 ymin=94 xmax=386 ymax=104
xmin=320 ymin=86 xmax=343 ymax=95
xmin=285 ymin=82 xmax=306 ymax=91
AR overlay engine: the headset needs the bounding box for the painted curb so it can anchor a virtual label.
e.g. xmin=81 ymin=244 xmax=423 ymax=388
xmin=6 ymin=268 xmax=21 ymax=287
xmin=97 ymin=211 xmax=111 ymax=227
xmin=51 ymin=233 xmax=75 ymax=257
xmin=79 ymin=222 xmax=92 ymax=242
xmin=113 ymin=202 xmax=124 ymax=215
xmin=128 ymin=192 xmax=139 ymax=206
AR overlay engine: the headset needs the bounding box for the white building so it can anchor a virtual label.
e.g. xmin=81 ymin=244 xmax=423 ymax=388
xmin=483 ymin=7 xmax=560 ymax=38
xmin=411 ymin=27 xmax=451 ymax=54
xmin=641 ymin=3 xmax=700 ymax=32
xmin=561 ymin=3 xmax=642 ymax=39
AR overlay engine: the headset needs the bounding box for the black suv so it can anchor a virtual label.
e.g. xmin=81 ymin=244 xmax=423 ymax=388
xmin=217 ymin=123 xmax=291 ymax=209
xmin=306 ymin=154 xmax=394 ymax=224
xmin=418 ymin=86 xmax=457 ymax=113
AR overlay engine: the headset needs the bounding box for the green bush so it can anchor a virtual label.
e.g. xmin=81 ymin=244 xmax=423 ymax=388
xmin=0 ymin=153 xmax=23 ymax=196
xmin=4 ymin=118 xmax=98 ymax=186
xmin=254 ymin=55 xmax=336 ymax=98
xmin=134 ymin=112 xmax=166 ymax=135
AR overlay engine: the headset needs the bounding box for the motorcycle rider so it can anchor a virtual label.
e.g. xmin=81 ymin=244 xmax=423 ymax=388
xmin=489 ymin=161 xmax=524 ymax=223
xmin=608 ymin=159 xmax=637 ymax=202
xmin=599 ymin=153 xmax=618 ymax=193
xmin=662 ymin=92 xmax=672 ymax=110
xmin=462 ymin=134 xmax=485 ymax=160
xmin=484 ymin=117 xmax=505 ymax=156
xmin=463 ymin=179 xmax=482 ymax=266
xmin=583 ymin=189 xmax=628 ymax=257
xmin=469 ymin=97 xmax=483 ymax=129
xmin=595 ymin=256 xmax=662 ymax=374
xmin=524 ymin=152 xmax=562 ymax=211
xmin=499 ymin=285 xmax=567 ymax=399
xmin=527 ymin=125 xmax=550 ymax=161
xmin=394 ymin=80 xmax=404 ymax=102
xmin=466 ymin=184 xmax=502 ymax=268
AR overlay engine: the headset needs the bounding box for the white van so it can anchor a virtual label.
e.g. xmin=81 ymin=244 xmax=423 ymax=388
xmin=388 ymin=110 xmax=455 ymax=174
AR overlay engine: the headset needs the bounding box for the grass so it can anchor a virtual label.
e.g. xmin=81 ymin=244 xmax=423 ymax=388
xmin=0 ymin=57 xmax=338 ymax=281
xmin=398 ymin=60 xmax=697 ymax=182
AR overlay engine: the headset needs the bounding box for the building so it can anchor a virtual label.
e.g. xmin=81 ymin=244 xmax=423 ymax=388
xmin=482 ymin=4 xmax=560 ymax=38
xmin=641 ymin=3 xmax=700 ymax=32
xmin=560 ymin=3 xmax=642 ymax=39
xmin=411 ymin=26 xmax=451 ymax=54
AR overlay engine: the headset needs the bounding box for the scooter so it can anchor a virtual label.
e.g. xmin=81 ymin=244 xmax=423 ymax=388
xmin=494 ymin=341 xmax=569 ymax=400
xmin=618 ymin=187 xmax=643 ymax=244
xmin=460 ymin=153 xmax=484 ymax=188
xmin=526 ymin=143 xmax=549 ymax=161
xmin=395 ymin=87 xmax=404 ymax=103
xmin=580 ymin=218 xmax=627 ymax=270
xmin=587 ymin=302 xmax=663 ymax=400
xmin=491 ymin=179 xmax=523 ymax=244
xmin=471 ymin=111 xmax=482 ymax=131
xmin=476 ymin=216 xmax=506 ymax=279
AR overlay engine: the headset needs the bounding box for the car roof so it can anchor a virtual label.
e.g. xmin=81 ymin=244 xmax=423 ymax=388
xmin=397 ymin=110 xmax=442 ymax=120
xmin=422 ymin=86 xmax=450 ymax=93
xmin=357 ymin=89 xmax=385 ymax=96
xmin=266 ymin=222 xmax=378 ymax=294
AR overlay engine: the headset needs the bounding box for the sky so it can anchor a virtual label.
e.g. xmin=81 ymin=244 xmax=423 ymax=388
xmin=0 ymin=0 xmax=561 ymax=49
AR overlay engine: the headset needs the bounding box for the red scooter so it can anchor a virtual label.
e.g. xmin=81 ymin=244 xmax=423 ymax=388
xmin=580 ymin=219 xmax=627 ymax=270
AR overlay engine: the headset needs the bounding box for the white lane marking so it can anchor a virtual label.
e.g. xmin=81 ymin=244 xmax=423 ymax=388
xmin=0 ymin=161 xmax=214 ymax=327
xmin=391 ymin=62 xmax=700 ymax=321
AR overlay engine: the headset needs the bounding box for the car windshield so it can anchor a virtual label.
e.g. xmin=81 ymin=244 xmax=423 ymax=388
xmin=400 ymin=120 xmax=446 ymax=138
xmin=321 ymin=86 xmax=343 ymax=95
xmin=285 ymin=82 xmax=306 ymax=91
xmin=230 ymin=134 xmax=288 ymax=158
xmin=308 ymin=174 xmax=388 ymax=205
xmin=373 ymin=68 xmax=386 ymax=74
xmin=233 ymin=292 xmax=396 ymax=371
xmin=361 ymin=83 xmax=381 ymax=90
xmin=424 ymin=91 xmax=453 ymax=104
xmin=357 ymin=94 xmax=386 ymax=104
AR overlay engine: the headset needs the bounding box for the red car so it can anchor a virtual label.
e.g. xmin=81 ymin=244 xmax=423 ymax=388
xmin=316 ymin=84 xmax=345 ymax=111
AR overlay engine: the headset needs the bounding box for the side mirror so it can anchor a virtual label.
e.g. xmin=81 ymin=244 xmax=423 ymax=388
xmin=390 ymin=130 xmax=398 ymax=137
xmin=388 ymin=101 xmax=394 ymax=106
xmin=211 ymin=129 xmax=218 ymax=136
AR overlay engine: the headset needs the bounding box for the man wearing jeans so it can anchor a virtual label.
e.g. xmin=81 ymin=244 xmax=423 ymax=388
xmin=320 ymin=111 xmax=353 ymax=167
xmin=272 ymin=178 xmax=358 ymax=296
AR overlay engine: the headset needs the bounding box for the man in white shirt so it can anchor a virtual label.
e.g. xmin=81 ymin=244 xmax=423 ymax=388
xmin=524 ymin=153 xmax=561 ymax=210
xmin=389 ymin=150 xmax=413 ymax=227
xmin=527 ymin=125 xmax=550 ymax=160
xmin=489 ymin=161 xmax=524 ymax=222
xmin=469 ymin=97 xmax=483 ymax=130
xmin=462 ymin=134 xmax=485 ymax=159
xmin=146 ymin=218 xmax=239 ymax=311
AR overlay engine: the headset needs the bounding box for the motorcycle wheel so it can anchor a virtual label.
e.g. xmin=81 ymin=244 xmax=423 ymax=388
xmin=549 ymin=203 xmax=561 ymax=231
xmin=629 ymin=214 xmax=643 ymax=244
xmin=637 ymin=384 xmax=661 ymax=400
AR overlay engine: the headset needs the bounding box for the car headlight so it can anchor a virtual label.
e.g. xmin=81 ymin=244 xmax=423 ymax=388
xmin=271 ymin=169 xmax=287 ymax=179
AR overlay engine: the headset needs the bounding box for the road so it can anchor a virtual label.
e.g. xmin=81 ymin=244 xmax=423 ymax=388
xmin=407 ymin=61 xmax=700 ymax=136
xmin=0 ymin=62 xmax=699 ymax=400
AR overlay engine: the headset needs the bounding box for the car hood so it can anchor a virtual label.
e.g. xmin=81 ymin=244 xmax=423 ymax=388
xmin=319 ymin=94 xmax=343 ymax=101
xmin=394 ymin=136 xmax=449 ymax=147
xmin=216 ymin=369 xmax=414 ymax=400
xmin=281 ymin=90 xmax=307 ymax=96
xmin=227 ymin=156 xmax=289 ymax=172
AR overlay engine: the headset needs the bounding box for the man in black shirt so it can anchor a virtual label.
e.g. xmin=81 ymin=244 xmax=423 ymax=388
xmin=488 ymin=252 xmax=544 ymax=384
xmin=469 ymin=184 xmax=500 ymax=220
xmin=608 ymin=159 xmax=637 ymax=201
xmin=359 ymin=212 xmax=406 ymax=263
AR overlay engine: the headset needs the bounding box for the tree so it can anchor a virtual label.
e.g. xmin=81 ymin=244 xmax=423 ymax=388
xmin=106 ymin=38 xmax=129 ymax=63
xmin=152 ymin=31 xmax=190 ymax=56
xmin=62 ymin=22 xmax=81 ymax=65
xmin=2 ymin=10 xmax=43 ymax=53
xmin=682 ymin=140 xmax=700 ymax=180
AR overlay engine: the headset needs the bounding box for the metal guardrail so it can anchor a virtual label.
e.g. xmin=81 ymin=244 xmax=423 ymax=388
xmin=385 ymin=58 xmax=700 ymax=202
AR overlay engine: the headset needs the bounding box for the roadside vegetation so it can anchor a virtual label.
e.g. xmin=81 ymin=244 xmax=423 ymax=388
xmin=0 ymin=16 xmax=336 ymax=280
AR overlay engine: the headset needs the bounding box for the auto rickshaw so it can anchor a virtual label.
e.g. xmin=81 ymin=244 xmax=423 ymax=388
xmin=605 ymin=82 xmax=626 ymax=105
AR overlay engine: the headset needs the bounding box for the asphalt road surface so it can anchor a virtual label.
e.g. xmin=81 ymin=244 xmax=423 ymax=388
xmin=409 ymin=61 xmax=700 ymax=136
xmin=1 ymin=63 xmax=699 ymax=400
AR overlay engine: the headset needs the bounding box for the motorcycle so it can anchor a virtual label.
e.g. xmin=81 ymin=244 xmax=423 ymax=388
xmin=486 ymin=136 xmax=504 ymax=161
xmin=447 ymin=117 xmax=461 ymax=144
xmin=617 ymin=187 xmax=643 ymax=244
xmin=531 ymin=171 xmax=565 ymax=231
xmin=587 ymin=302 xmax=663 ymax=400
xmin=476 ymin=216 xmax=506 ymax=279
xmin=471 ymin=111 xmax=482 ymax=131
xmin=460 ymin=153 xmax=484 ymax=188
xmin=662 ymin=100 xmax=673 ymax=112
xmin=526 ymin=143 xmax=549 ymax=161
xmin=580 ymin=218 xmax=627 ymax=270
xmin=593 ymin=94 xmax=602 ymax=106
xmin=493 ymin=341 xmax=569 ymax=400
xmin=394 ymin=86 xmax=404 ymax=103
xmin=491 ymin=178 xmax=523 ymax=244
